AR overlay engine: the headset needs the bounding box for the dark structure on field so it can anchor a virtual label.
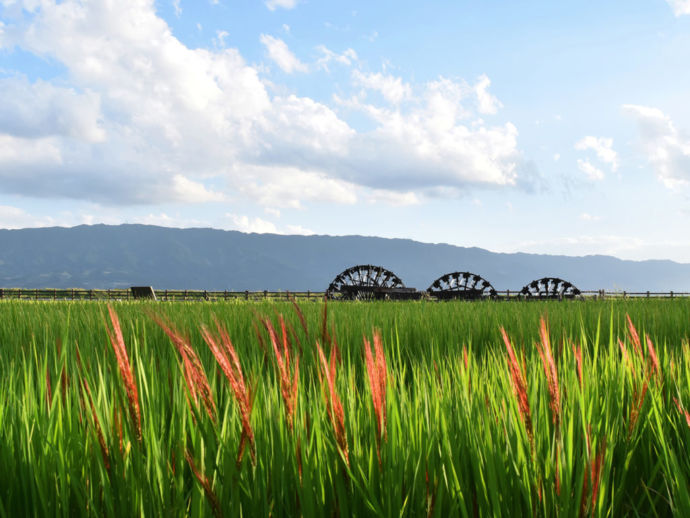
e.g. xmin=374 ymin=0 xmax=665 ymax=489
xmin=326 ymin=266 xmax=582 ymax=301
xmin=130 ymin=286 xmax=157 ymax=300
xmin=427 ymin=271 xmax=497 ymax=300
xmin=518 ymin=277 xmax=581 ymax=299
xmin=325 ymin=265 xmax=420 ymax=300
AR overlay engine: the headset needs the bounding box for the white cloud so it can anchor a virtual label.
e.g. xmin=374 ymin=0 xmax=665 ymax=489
xmin=172 ymin=0 xmax=181 ymax=17
xmin=474 ymin=74 xmax=502 ymax=115
xmin=337 ymin=76 xmax=522 ymax=192
xmin=315 ymin=45 xmax=358 ymax=71
xmin=224 ymin=213 xmax=278 ymax=234
xmin=214 ymin=30 xmax=229 ymax=48
xmin=579 ymin=212 xmax=600 ymax=221
xmin=623 ymin=104 xmax=690 ymax=188
xmin=365 ymin=189 xmax=420 ymax=206
xmin=260 ymin=34 xmax=308 ymax=74
xmin=169 ymin=175 xmax=225 ymax=203
xmin=285 ymin=224 xmax=314 ymax=235
xmin=352 ymin=70 xmax=411 ymax=104
xmin=0 ymin=0 xmax=529 ymax=211
xmin=0 ymin=76 xmax=104 ymax=141
xmin=575 ymin=136 xmax=618 ymax=172
xmin=666 ymin=0 xmax=690 ymax=16
xmin=265 ymin=0 xmax=297 ymax=11
xmin=577 ymin=159 xmax=604 ymax=181
xmin=234 ymin=165 xmax=358 ymax=208
xmin=553 ymin=153 xmax=561 ymax=162
xmin=0 ymin=205 xmax=60 ymax=228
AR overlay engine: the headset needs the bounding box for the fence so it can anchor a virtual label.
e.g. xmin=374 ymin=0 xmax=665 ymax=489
xmin=0 ymin=287 xmax=689 ymax=301
xmin=0 ymin=288 xmax=324 ymax=301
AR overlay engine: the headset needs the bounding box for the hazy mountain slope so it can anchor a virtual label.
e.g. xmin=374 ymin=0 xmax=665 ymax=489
xmin=0 ymin=224 xmax=687 ymax=291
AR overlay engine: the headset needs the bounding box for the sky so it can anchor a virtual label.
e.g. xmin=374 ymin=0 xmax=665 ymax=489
xmin=1 ymin=0 xmax=690 ymax=262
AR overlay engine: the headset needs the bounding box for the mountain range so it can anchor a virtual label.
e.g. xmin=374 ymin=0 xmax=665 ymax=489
xmin=0 ymin=224 xmax=687 ymax=292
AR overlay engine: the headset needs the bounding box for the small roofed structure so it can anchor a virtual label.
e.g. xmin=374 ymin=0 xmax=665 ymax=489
xmin=130 ymin=286 xmax=157 ymax=300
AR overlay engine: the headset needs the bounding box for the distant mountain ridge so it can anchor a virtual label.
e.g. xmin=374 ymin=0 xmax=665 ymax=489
xmin=0 ymin=224 xmax=688 ymax=291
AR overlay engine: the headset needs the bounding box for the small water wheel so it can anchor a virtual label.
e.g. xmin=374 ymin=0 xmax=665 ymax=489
xmin=325 ymin=265 xmax=407 ymax=300
xmin=519 ymin=277 xmax=581 ymax=299
xmin=427 ymin=272 xmax=497 ymax=300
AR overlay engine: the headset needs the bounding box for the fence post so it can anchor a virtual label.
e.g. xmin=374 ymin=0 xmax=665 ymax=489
xmin=245 ymin=290 xmax=249 ymax=301
xmin=53 ymin=289 xmax=56 ymax=301
xmin=506 ymin=289 xmax=510 ymax=300
xmin=35 ymin=288 xmax=38 ymax=300
xmin=72 ymin=289 xmax=75 ymax=300
xmin=286 ymin=290 xmax=290 ymax=300
xmin=224 ymin=290 xmax=228 ymax=300
xmin=670 ymin=291 xmax=674 ymax=299
xmin=0 ymin=288 xmax=3 ymax=299
xmin=307 ymin=290 xmax=310 ymax=300
xmin=623 ymin=291 xmax=626 ymax=299
xmin=264 ymin=290 xmax=268 ymax=299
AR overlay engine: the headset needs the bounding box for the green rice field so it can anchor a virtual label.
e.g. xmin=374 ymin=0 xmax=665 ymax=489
xmin=0 ymin=298 xmax=689 ymax=517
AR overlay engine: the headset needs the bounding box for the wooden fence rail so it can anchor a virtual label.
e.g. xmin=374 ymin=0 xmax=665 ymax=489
xmin=0 ymin=288 xmax=689 ymax=301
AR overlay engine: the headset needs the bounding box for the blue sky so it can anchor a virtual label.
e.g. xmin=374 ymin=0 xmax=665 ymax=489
xmin=1 ymin=0 xmax=690 ymax=261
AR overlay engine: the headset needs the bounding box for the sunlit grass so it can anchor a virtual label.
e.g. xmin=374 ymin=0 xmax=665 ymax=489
xmin=0 ymin=298 xmax=689 ymax=516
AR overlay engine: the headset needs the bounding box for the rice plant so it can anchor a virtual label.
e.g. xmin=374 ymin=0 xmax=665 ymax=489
xmin=0 ymin=298 xmax=688 ymax=516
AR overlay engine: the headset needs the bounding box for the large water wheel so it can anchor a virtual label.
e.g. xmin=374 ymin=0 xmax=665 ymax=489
xmin=427 ymin=271 xmax=497 ymax=300
xmin=325 ymin=265 xmax=416 ymax=300
xmin=519 ymin=277 xmax=581 ymax=299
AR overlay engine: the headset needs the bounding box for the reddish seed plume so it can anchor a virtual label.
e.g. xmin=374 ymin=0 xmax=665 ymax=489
xmin=290 ymin=297 xmax=309 ymax=338
xmin=316 ymin=340 xmax=349 ymax=465
xmin=105 ymin=305 xmax=142 ymax=442
xmin=536 ymin=317 xmax=561 ymax=427
xmin=363 ymin=330 xmax=388 ymax=464
xmin=262 ymin=316 xmax=300 ymax=433
xmin=626 ymin=314 xmax=643 ymax=358
xmin=185 ymin=450 xmax=222 ymax=518
xmin=628 ymin=379 xmax=648 ymax=438
xmin=500 ymin=327 xmax=533 ymax=442
xmin=201 ymin=321 xmax=255 ymax=463
xmin=673 ymin=397 xmax=690 ymax=428
xmin=590 ymin=438 xmax=607 ymax=513
xmin=618 ymin=338 xmax=636 ymax=377
xmin=645 ymin=335 xmax=661 ymax=383
xmin=151 ymin=313 xmax=217 ymax=424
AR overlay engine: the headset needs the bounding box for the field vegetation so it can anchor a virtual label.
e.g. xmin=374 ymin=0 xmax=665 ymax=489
xmin=0 ymin=299 xmax=689 ymax=516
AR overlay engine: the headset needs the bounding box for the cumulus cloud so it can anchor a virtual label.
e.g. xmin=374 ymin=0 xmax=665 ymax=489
xmin=260 ymin=34 xmax=308 ymax=74
xmin=623 ymin=104 xmax=690 ymax=188
xmin=0 ymin=0 xmax=529 ymax=211
xmin=352 ymin=70 xmax=411 ymax=104
xmin=265 ymin=0 xmax=297 ymax=11
xmin=576 ymin=159 xmax=604 ymax=181
xmin=224 ymin=213 xmax=278 ymax=234
xmin=0 ymin=76 xmax=104 ymax=141
xmin=575 ymin=136 xmax=618 ymax=173
xmin=0 ymin=205 xmax=60 ymax=228
xmin=221 ymin=214 xmax=314 ymax=235
xmin=474 ymin=74 xmax=502 ymax=115
xmin=666 ymin=0 xmax=690 ymax=16
xmin=338 ymin=75 xmax=522 ymax=192
xmin=315 ymin=45 xmax=357 ymax=71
